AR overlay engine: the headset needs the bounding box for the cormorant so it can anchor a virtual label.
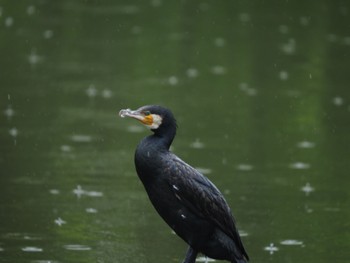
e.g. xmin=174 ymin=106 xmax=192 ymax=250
xmin=119 ymin=105 xmax=249 ymax=263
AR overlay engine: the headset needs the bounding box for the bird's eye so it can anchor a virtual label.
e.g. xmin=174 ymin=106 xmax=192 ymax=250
xmin=143 ymin=111 xmax=151 ymax=116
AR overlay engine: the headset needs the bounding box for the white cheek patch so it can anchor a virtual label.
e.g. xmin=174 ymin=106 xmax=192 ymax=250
xmin=147 ymin=114 xmax=162 ymax=129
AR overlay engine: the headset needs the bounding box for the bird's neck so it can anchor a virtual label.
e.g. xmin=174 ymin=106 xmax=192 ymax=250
xmin=153 ymin=126 xmax=176 ymax=150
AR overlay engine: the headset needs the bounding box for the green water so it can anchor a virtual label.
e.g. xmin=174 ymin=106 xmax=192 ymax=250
xmin=1 ymin=1 xmax=350 ymax=262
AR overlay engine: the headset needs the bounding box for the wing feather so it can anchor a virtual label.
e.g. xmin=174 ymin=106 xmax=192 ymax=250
xmin=165 ymin=154 xmax=247 ymax=256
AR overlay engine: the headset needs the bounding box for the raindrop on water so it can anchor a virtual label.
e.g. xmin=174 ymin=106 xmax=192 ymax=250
xmin=9 ymin=127 xmax=18 ymax=137
xmin=211 ymin=65 xmax=226 ymax=75
xmin=168 ymin=76 xmax=178 ymax=85
xmin=71 ymin=134 xmax=92 ymax=143
xmin=4 ymin=106 xmax=15 ymax=119
xmin=301 ymin=182 xmax=314 ymax=195
xmin=280 ymin=239 xmax=304 ymax=246
xmin=297 ymin=141 xmax=315 ymax=149
xmin=63 ymin=244 xmax=92 ymax=251
xmin=86 ymin=84 xmax=98 ymax=98
xmin=195 ymin=167 xmax=212 ymax=175
xmin=54 ymin=217 xmax=67 ymax=226
xmin=332 ymin=96 xmax=344 ymax=106
xmin=43 ymin=30 xmax=54 ymax=39
xmin=5 ymin=17 xmax=14 ymax=27
xmin=237 ymin=164 xmax=253 ymax=171
xmin=279 ymin=70 xmax=289 ymax=80
xmin=264 ymin=243 xmax=279 ymax=254
xmin=190 ymin=138 xmax=205 ymax=149
xmin=289 ymin=162 xmax=310 ymax=170
xmin=49 ymin=189 xmax=60 ymax=195
xmin=26 ymin=5 xmax=36 ymax=15
xmin=238 ymin=13 xmax=251 ymax=22
xmin=186 ymin=68 xmax=199 ymax=78
xmin=22 ymin=247 xmax=43 ymax=252
xmin=279 ymin=24 xmax=289 ymax=34
xmin=28 ymin=49 xmax=42 ymax=66
xmin=214 ymin=37 xmax=226 ymax=47
xmin=86 ymin=208 xmax=98 ymax=213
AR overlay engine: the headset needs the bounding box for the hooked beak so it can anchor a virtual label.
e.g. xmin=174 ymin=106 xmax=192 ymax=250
xmin=119 ymin=108 xmax=153 ymax=126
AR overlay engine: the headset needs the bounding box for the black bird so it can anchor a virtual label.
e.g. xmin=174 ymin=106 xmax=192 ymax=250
xmin=119 ymin=105 xmax=249 ymax=263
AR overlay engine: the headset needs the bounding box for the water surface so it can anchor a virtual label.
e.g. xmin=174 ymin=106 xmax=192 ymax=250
xmin=1 ymin=1 xmax=350 ymax=262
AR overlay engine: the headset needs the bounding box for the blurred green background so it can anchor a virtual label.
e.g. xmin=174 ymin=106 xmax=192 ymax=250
xmin=1 ymin=0 xmax=350 ymax=262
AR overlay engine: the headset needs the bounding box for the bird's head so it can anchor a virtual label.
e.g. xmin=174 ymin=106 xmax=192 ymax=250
xmin=119 ymin=105 xmax=177 ymax=134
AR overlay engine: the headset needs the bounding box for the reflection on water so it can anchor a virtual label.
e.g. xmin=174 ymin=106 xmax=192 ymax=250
xmin=1 ymin=0 xmax=350 ymax=262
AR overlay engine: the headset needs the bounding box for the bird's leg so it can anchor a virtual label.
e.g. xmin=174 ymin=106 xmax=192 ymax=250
xmin=182 ymin=246 xmax=198 ymax=263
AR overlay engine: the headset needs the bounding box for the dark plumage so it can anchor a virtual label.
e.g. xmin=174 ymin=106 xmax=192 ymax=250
xmin=119 ymin=105 xmax=249 ymax=263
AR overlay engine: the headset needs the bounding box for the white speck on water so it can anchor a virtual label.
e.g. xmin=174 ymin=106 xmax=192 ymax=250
xmin=211 ymin=65 xmax=226 ymax=75
xmin=86 ymin=84 xmax=98 ymax=97
xmin=324 ymin=207 xmax=340 ymax=212
xmin=238 ymin=230 xmax=249 ymax=237
xmin=279 ymin=70 xmax=289 ymax=80
xmin=27 ymin=5 xmax=36 ymax=15
xmin=71 ymin=134 xmax=92 ymax=143
xmin=73 ymin=185 xmax=85 ymax=198
xmin=190 ymin=138 xmax=205 ymax=149
xmin=195 ymin=167 xmax=212 ymax=175
xmin=280 ymin=239 xmax=304 ymax=246
xmin=181 ymin=214 xmax=186 ymax=219
xmin=22 ymin=247 xmax=43 ymax=253
xmin=332 ymin=96 xmax=344 ymax=106
xmin=101 ymin=89 xmax=113 ymax=99
xmin=297 ymin=141 xmax=315 ymax=149
xmin=239 ymin=83 xmax=257 ymax=96
xmin=5 ymin=17 xmax=14 ymax=27
xmin=9 ymin=127 xmax=18 ymax=137
xmin=223 ymin=189 xmax=230 ymax=195
xmin=238 ymin=13 xmax=251 ymax=22
xmin=344 ymin=36 xmax=350 ymax=45
xmin=151 ymin=0 xmax=162 ymax=7
xmin=264 ymin=243 xmax=279 ymax=254
xmin=49 ymin=189 xmax=60 ymax=195
xmin=131 ymin=25 xmax=142 ymax=34
xmin=186 ymin=68 xmax=199 ymax=78
xmin=196 ymin=256 xmax=216 ymax=262
xmin=72 ymin=185 xmax=103 ymax=198
xmin=120 ymin=5 xmax=139 ymax=14
xmin=63 ymin=244 xmax=92 ymax=251
xmin=168 ymin=76 xmax=178 ymax=85
xmin=86 ymin=208 xmax=98 ymax=213
xmin=301 ymin=183 xmax=314 ymax=195
xmin=214 ymin=37 xmax=226 ymax=47
xmin=289 ymin=162 xmax=310 ymax=170
xmin=279 ymin=24 xmax=289 ymax=34
xmin=327 ymin=34 xmax=338 ymax=43
xmin=172 ymin=185 xmax=179 ymax=191
xmin=28 ymin=49 xmax=42 ymax=65
xmin=304 ymin=204 xmax=313 ymax=213
xmin=281 ymin=38 xmax=296 ymax=55
xmin=127 ymin=125 xmax=144 ymax=133
xmin=60 ymin=145 xmax=72 ymax=152
xmin=54 ymin=217 xmax=67 ymax=226
xmin=4 ymin=106 xmax=15 ymax=119
xmin=237 ymin=164 xmax=253 ymax=171
xmin=300 ymin=16 xmax=310 ymax=26
xmin=43 ymin=29 xmax=54 ymax=39
xmin=85 ymin=191 xmax=103 ymax=197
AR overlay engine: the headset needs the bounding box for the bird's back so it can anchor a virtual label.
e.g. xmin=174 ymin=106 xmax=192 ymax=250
xmin=135 ymin=143 xmax=248 ymax=262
